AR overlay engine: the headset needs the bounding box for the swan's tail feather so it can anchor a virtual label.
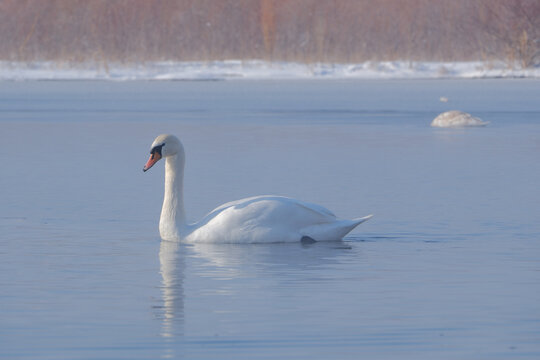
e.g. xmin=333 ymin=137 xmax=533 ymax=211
xmin=339 ymin=214 xmax=373 ymax=238
xmin=353 ymin=214 xmax=373 ymax=225
xmin=302 ymin=214 xmax=373 ymax=241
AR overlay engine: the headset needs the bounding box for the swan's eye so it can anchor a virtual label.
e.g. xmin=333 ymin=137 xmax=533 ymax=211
xmin=150 ymin=143 xmax=165 ymax=158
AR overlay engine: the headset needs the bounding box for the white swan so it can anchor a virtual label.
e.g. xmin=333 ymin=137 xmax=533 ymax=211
xmin=143 ymin=134 xmax=372 ymax=243
xmin=431 ymin=110 xmax=488 ymax=128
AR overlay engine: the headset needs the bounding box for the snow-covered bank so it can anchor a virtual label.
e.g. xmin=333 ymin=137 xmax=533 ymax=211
xmin=1 ymin=60 xmax=539 ymax=81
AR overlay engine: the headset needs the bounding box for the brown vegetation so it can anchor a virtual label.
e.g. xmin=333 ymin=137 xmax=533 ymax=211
xmin=0 ymin=0 xmax=538 ymax=67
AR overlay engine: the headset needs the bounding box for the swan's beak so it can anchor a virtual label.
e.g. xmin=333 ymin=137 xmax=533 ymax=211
xmin=143 ymin=153 xmax=162 ymax=172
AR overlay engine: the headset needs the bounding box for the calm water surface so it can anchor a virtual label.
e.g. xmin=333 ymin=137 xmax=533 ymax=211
xmin=1 ymin=79 xmax=539 ymax=359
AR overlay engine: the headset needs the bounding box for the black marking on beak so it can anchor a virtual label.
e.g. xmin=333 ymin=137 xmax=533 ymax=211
xmin=150 ymin=143 xmax=165 ymax=158
xmin=143 ymin=143 xmax=165 ymax=172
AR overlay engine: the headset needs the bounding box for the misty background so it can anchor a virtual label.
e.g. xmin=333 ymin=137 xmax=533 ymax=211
xmin=1 ymin=0 xmax=539 ymax=68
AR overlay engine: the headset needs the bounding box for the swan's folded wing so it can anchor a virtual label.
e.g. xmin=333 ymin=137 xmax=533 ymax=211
xmin=301 ymin=215 xmax=373 ymax=241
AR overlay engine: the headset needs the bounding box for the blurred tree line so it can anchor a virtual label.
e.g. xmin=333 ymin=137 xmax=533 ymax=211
xmin=1 ymin=0 xmax=538 ymax=67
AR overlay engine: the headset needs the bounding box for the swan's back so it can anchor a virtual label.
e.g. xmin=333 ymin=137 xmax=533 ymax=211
xmin=185 ymin=196 xmax=366 ymax=243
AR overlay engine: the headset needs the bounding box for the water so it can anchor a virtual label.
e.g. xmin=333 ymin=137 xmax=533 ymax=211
xmin=1 ymin=79 xmax=539 ymax=359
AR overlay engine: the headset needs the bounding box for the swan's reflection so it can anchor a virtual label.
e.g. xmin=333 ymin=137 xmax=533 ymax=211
xmin=189 ymin=240 xmax=355 ymax=281
xmin=157 ymin=239 xmax=357 ymax=347
xmin=159 ymin=240 xmax=185 ymax=339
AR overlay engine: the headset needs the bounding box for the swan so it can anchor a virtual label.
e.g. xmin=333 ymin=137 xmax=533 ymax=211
xmin=431 ymin=110 xmax=488 ymax=128
xmin=143 ymin=134 xmax=372 ymax=243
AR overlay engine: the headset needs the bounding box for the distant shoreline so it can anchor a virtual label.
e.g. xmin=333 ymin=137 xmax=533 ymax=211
xmin=1 ymin=60 xmax=539 ymax=81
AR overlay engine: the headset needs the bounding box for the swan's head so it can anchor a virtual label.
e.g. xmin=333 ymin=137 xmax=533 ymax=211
xmin=143 ymin=134 xmax=184 ymax=172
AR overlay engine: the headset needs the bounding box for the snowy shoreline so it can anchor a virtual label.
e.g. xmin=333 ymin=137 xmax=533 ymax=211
xmin=1 ymin=60 xmax=539 ymax=81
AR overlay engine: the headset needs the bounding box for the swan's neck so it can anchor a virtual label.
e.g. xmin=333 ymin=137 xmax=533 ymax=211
xmin=160 ymin=154 xmax=186 ymax=240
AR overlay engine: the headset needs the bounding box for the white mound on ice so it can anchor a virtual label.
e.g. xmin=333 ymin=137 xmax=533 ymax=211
xmin=431 ymin=110 xmax=489 ymax=128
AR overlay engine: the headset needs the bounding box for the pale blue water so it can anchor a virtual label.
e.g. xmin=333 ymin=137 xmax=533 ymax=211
xmin=1 ymin=79 xmax=539 ymax=359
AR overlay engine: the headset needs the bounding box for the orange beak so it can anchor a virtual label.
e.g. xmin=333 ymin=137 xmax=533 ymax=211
xmin=143 ymin=152 xmax=162 ymax=172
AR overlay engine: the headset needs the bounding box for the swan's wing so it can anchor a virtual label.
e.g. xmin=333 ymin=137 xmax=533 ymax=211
xmin=289 ymin=198 xmax=336 ymax=218
xmin=189 ymin=196 xmax=335 ymax=241
xmin=189 ymin=195 xmax=369 ymax=243
xmin=302 ymin=214 xmax=373 ymax=241
xmin=200 ymin=195 xmax=336 ymax=223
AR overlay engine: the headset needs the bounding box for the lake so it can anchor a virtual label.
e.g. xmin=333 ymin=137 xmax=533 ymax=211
xmin=1 ymin=79 xmax=539 ymax=359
